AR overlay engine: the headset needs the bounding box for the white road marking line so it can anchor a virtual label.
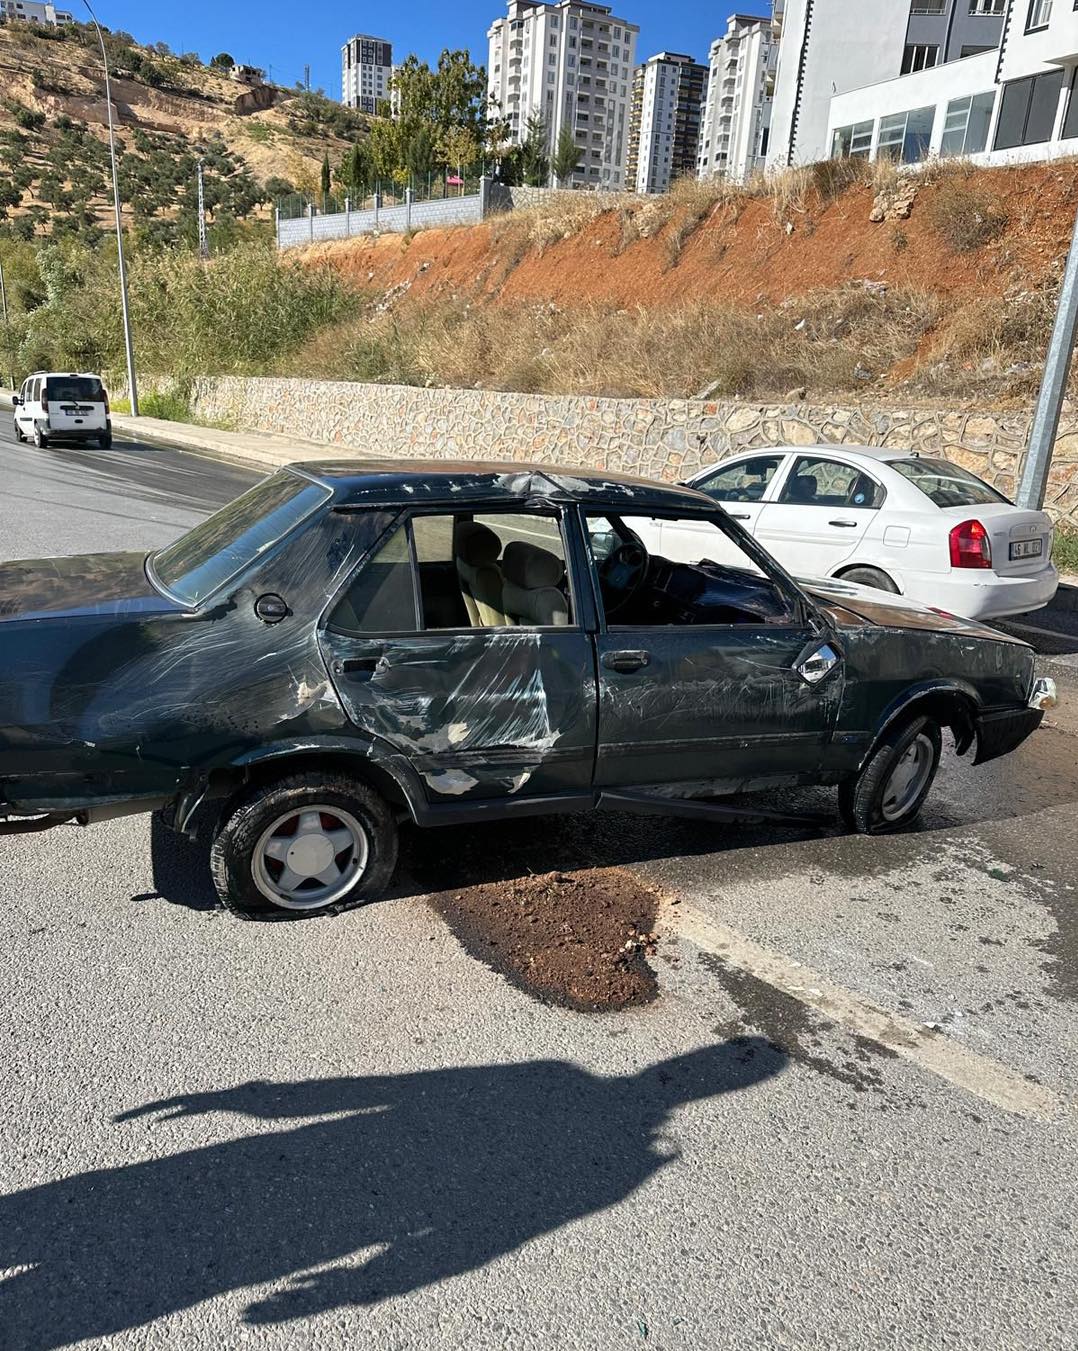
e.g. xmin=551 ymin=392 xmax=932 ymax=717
xmin=676 ymin=905 xmax=1064 ymax=1122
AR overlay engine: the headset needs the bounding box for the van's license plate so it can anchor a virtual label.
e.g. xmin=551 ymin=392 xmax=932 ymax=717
xmin=1010 ymin=539 xmax=1043 ymax=560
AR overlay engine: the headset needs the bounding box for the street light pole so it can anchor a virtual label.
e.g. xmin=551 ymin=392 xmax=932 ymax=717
xmin=82 ymin=0 xmax=138 ymax=416
xmin=0 ymin=256 xmax=14 ymax=391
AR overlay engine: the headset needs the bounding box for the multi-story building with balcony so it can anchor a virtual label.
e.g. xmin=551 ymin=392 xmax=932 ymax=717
xmin=487 ymin=0 xmax=639 ymax=189
xmin=697 ymin=14 xmax=776 ymax=181
xmin=626 ymin=52 xmax=707 ymax=193
xmin=0 ymin=2 xmax=73 ymax=24
xmin=341 ymin=34 xmax=393 ymax=114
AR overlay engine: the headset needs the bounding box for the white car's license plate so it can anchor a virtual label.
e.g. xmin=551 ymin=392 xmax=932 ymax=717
xmin=1010 ymin=539 xmax=1043 ymax=560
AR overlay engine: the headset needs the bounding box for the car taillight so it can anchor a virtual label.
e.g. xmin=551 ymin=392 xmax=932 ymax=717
xmin=103 ymin=393 xmax=110 ymax=414
xmin=949 ymin=519 xmax=992 ymax=570
xmin=40 ymin=398 xmax=48 ymax=413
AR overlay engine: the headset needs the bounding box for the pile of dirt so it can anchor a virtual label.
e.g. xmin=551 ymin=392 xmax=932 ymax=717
xmin=428 ymin=867 xmax=661 ymax=1012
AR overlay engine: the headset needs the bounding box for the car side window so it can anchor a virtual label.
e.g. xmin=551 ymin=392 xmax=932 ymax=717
xmin=328 ymin=511 xmax=572 ymax=635
xmin=779 ymin=457 xmax=884 ymax=509
xmin=695 ymin=455 xmax=784 ymax=503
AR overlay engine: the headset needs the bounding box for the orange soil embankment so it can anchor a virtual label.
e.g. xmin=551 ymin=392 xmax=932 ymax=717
xmin=301 ymin=162 xmax=1078 ymax=313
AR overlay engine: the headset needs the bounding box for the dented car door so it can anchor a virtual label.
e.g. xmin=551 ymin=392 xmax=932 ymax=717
xmin=319 ymin=512 xmax=596 ymax=804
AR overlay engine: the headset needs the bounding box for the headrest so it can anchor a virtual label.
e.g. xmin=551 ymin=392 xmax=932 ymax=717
xmin=502 ymin=541 xmax=564 ymax=590
xmin=454 ymin=521 xmax=501 ymax=567
xmin=788 ymin=474 xmax=817 ymax=502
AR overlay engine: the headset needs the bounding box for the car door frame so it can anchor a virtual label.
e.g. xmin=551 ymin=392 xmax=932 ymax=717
xmin=318 ymin=499 xmax=601 ymax=817
xmin=755 ymin=451 xmax=888 ymax=577
xmin=687 ymin=450 xmax=793 ymax=531
xmin=571 ymin=500 xmax=849 ymax=793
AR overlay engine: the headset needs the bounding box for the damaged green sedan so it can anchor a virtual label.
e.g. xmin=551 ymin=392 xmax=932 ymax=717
xmin=0 ymin=461 xmax=1056 ymax=918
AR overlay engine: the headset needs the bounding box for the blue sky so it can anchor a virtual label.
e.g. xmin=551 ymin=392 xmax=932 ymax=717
xmin=89 ymin=1 xmax=770 ymax=98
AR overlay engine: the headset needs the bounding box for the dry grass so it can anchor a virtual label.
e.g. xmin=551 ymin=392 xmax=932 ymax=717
xmin=279 ymin=281 xmax=941 ymax=400
xmin=925 ymin=172 xmax=1010 ymax=253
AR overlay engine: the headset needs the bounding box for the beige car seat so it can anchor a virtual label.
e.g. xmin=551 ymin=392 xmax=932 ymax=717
xmin=501 ymin=541 xmax=570 ymax=627
xmin=454 ymin=521 xmax=509 ymax=627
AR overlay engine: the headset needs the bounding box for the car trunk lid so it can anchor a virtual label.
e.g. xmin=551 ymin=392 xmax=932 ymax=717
xmin=938 ymin=503 xmax=1054 ymax=577
xmin=0 ymin=552 xmax=178 ymax=623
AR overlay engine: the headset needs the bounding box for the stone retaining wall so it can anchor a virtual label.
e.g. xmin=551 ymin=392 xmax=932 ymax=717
xmin=188 ymin=375 xmax=1078 ymax=529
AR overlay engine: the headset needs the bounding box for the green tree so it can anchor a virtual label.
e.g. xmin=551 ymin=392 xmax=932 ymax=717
xmin=405 ymin=127 xmax=436 ymax=181
xmin=209 ymin=52 xmax=235 ymax=69
xmin=551 ymin=125 xmax=580 ymax=188
xmin=335 ymin=142 xmax=372 ymax=200
xmin=320 ymin=152 xmax=331 ymax=207
xmin=520 ymin=112 xmax=549 ymax=188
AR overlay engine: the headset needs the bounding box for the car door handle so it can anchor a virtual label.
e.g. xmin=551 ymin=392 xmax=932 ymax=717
xmin=603 ymin=649 xmax=651 ymax=674
xmin=335 ymin=656 xmax=380 ymax=675
xmin=828 ymin=519 xmax=859 ymax=528
xmin=728 ymin=512 xmax=752 ymax=521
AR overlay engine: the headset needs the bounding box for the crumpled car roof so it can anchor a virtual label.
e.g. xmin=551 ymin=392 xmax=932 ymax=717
xmin=290 ymin=459 xmax=715 ymax=511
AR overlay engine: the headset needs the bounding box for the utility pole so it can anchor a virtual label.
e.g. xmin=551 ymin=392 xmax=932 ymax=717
xmin=83 ymin=0 xmax=139 ymax=417
xmin=0 ymin=255 xmax=14 ymax=390
xmin=304 ymin=63 xmax=310 ymax=92
xmin=1017 ymin=205 xmax=1078 ymax=510
xmin=196 ymin=158 xmax=208 ymax=259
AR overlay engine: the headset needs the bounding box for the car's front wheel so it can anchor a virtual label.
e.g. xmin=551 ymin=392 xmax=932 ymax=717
xmin=210 ymin=772 xmax=398 ymax=919
xmin=13 ymin=419 xmax=25 ymax=443
xmin=839 ymin=715 xmax=942 ymax=834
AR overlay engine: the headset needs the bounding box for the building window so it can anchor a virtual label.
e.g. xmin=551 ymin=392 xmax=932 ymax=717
xmin=831 ymin=119 xmax=873 ymax=158
xmin=960 ymin=44 xmax=996 ymax=56
xmin=1026 ymin=0 xmax=1052 ymax=28
xmin=940 ymin=91 xmax=996 ymax=154
xmin=1062 ymin=67 xmax=1078 ymax=140
xmin=969 ymin=0 xmax=1005 ymax=13
xmin=901 ymin=44 xmax=940 ymax=74
xmin=877 ymin=105 xmax=935 ymax=162
xmin=994 ymin=68 xmax=1064 ymax=147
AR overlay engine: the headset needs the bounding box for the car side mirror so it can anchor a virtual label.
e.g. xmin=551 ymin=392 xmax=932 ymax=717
xmin=11 ymin=396 xmax=21 ymax=406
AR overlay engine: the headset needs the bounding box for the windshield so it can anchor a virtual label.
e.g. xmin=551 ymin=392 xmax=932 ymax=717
xmin=46 ymin=376 xmax=104 ymax=402
xmin=889 ymin=458 xmax=1008 ymax=508
xmin=152 ymin=472 xmax=331 ymax=606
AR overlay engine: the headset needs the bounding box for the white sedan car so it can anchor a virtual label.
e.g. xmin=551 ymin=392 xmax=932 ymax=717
xmin=646 ymin=445 xmax=1058 ymax=621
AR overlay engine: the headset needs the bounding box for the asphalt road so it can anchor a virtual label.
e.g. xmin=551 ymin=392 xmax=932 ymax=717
xmin=1 ymin=420 xmax=1076 ymax=1351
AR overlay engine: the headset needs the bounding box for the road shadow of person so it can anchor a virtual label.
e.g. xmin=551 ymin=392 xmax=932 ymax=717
xmin=0 ymin=1041 xmax=785 ymax=1349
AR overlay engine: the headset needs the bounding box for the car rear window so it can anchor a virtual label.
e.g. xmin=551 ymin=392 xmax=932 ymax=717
xmin=889 ymin=458 xmax=1008 ymax=508
xmin=45 ymin=376 xmax=104 ymax=402
xmin=151 ymin=471 xmax=331 ymax=606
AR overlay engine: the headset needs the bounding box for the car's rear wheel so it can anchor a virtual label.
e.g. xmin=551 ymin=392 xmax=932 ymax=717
xmin=33 ymin=426 xmax=49 ymax=449
xmin=98 ymin=431 xmax=112 ymax=449
xmin=839 ymin=715 xmax=942 ymax=834
xmin=839 ymin=565 xmax=899 ymax=594
xmin=210 ymin=772 xmax=398 ymax=919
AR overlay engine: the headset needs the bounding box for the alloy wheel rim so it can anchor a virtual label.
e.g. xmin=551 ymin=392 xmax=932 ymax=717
xmin=880 ymin=734 xmax=934 ymax=822
xmin=252 ymin=805 xmax=369 ymax=910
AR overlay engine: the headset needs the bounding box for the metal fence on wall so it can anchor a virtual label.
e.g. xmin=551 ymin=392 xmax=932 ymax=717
xmin=275 ymin=173 xmax=492 ymax=249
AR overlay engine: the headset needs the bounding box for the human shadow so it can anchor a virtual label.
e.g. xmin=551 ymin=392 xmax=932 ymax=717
xmin=0 ymin=1041 xmax=784 ymax=1349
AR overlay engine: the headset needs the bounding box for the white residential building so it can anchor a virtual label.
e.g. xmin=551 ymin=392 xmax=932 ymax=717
xmin=341 ymin=34 xmax=393 ymax=114
xmin=697 ymin=14 xmax=776 ymax=182
xmin=827 ymin=1 xmax=1078 ymax=169
xmin=487 ymin=1 xmax=639 ymax=190
xmin=627 ymin=52 xmax=707 ymax=194
xmin=0 ymin=1 xmax=73 ymax=24
xmin=768 ymin=0 xmax=910 ymax=167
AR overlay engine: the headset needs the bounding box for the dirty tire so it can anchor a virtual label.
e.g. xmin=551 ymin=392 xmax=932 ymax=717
xmin=33 ymin=426 xmax=48 ymax=449
xmin=13 ymin=421 xmax=25 ymax=443
xmin=839 ymin=566 xmax=899 ymax=594
xmin=210 ymin=772 xmax=398 ymax=920
xmin=98 ymin=432 xmax=112 ymax=449
xmin=839 ymin=715 xmax=942 ymax=834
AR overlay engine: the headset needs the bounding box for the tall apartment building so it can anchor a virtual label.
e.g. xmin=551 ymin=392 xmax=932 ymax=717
xmin=697 ymin=14 xmax=776 ymax=182
xmin=626 ymin=52 xmax=707 ymax=193
xmin=487 ymin=1 xmax=639 ymax=190
xmin=341 ymin=34 xmax=393 ymax=114
xmin=0 ymin=1 xmax=73 ymax=24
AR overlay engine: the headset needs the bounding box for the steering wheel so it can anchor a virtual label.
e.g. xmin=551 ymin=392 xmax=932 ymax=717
xmin=598 ymin=540 xmax=649 ymax=616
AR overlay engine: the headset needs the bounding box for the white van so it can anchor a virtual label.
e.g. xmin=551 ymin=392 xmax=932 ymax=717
xmin=12 ymin=371 xmax=112 ymax=449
